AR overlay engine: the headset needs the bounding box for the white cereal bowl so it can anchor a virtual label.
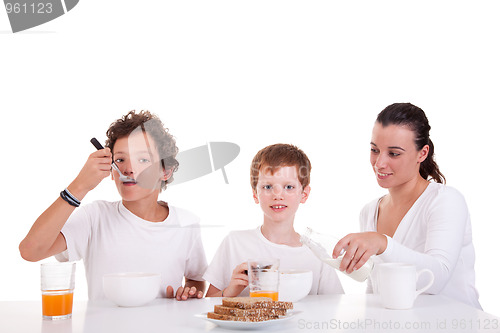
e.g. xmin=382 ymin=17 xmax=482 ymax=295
xmin=102 ymin=272 xmax=161 ymax=307
xmin=278 ymin=269 xmax=313 ymax=302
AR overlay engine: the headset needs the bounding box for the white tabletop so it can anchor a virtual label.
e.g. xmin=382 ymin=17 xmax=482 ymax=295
xmin=0 ymin=295 xmax=498 ymax=333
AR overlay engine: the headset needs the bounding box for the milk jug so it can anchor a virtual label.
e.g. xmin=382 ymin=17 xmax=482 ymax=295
xmin=300 ymin=227 xmax=374 ymax=282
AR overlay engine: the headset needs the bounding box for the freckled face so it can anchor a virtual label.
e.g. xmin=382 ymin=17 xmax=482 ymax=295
xmin=370 ymin=123 xmax=429 ymax=189
xmin=253 ymin=166 xmax=310 ymax=224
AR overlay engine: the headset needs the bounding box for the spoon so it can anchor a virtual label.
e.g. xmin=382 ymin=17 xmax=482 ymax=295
xmin=90 ymin=138 xmax=136 ymax=183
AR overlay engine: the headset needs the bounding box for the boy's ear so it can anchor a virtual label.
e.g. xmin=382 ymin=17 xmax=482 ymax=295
xmin=300 ymin=185 xmax=311 ymax=204
xmin=252 ymin=189 xmax=259 ymax=204
xmin=162 ymin=168 xmax=173 ymax=181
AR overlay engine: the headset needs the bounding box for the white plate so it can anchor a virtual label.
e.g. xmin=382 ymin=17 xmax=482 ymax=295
xmin=195 ymin=311 xmax=300 ymax=330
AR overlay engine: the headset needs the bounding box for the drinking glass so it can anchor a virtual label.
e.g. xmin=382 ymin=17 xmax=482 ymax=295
xmin=247 ymin=259 xmax=280 ymax=301
xmin=41 ymin=262 xmax=76 ymax=320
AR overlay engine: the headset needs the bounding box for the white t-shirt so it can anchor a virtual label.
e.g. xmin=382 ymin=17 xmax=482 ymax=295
xmin=361 ymin=182 xmax=481 ymax=309
xmin=56 ymin=200 xmax=207 ymax=300
xmin=203 ymin=227 xmax=344 ymax=295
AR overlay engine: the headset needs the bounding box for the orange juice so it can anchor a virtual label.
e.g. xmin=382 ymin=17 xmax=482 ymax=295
xmin=42 ymin=290 xmax=73 ymax=319
xmin=249 ymin=290 xmax=279 ymax=301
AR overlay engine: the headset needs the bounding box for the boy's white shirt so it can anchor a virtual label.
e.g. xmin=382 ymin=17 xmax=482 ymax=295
xmin=203 ymin=227 xmax=344 ymax=295
xmin=56 ymin=200 xmax=207 ymax=300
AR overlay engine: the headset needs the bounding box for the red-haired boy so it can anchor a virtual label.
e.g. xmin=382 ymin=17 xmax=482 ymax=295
xmin=204 ymin=143 xmax=343 ymax=297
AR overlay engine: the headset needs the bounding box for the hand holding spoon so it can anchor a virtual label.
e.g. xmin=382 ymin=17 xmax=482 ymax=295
xmin=90 ymin=138 xmax=136 ymax=183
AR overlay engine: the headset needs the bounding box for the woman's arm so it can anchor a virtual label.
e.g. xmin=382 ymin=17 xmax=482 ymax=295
xmin=377 ymin=194 xmax=468 ymax=292
xmin=334 ymin=187 xmax=469 ymax=294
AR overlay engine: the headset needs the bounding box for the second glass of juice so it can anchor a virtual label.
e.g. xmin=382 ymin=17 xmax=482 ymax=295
xmin=247 ymin=259 xmax=279 ymax=301
xmin=40 ymin=262 xmax=76 ymax=320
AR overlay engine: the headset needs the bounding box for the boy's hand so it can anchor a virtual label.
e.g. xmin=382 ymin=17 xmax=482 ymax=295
xmin=69 ymin=149 xmax=112 ymax=198
xmin=166 ymin=285 xmax=203 ymax=301
xmin=222 ymin=262 xmax=249 ymax=297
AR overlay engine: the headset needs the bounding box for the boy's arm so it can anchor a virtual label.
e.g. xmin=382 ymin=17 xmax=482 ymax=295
xmin=20 ymin=197 xmax=77 ymax=261
xmin=205 ymin=262 xmax=248 ymax=297
xmin=19 ymin=148 xmax=112 ymax=262
xmin=206 ymin=284 xmax=223 ymax=297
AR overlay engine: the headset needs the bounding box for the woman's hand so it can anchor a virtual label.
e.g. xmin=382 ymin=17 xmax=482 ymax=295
xmin=221 ymin=262 xmax=249 ymax=297
xmin=332 ymin=232 xmax=388 ymax=273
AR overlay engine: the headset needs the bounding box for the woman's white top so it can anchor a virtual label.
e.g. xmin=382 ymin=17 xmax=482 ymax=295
xmin=360 ymin=182 xmax=481 ymax=309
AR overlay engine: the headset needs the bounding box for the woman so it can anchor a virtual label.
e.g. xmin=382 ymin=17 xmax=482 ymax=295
xmin=332 ymin=103 xmax=481 ymax=309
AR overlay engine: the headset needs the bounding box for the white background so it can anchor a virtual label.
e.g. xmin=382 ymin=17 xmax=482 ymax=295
xmin=1 ymin=0 xmax=499 ymax=316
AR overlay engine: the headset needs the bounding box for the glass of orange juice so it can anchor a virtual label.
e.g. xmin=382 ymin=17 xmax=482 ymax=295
xmin=248 ymin=259 xmax=279 ymax=301
xmin=40 ymin=262 xmax=76 ymax=320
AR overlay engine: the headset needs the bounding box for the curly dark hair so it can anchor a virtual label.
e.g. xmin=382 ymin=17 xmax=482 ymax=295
xmin=105 ymin=110 xmax=179 ymax=191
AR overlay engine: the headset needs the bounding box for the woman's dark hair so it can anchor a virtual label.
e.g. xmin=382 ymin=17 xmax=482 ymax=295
xmin=105 ymin=110 xmax=179 ymax=191
xmin=376 ymin=103 xmax=446 ymax=184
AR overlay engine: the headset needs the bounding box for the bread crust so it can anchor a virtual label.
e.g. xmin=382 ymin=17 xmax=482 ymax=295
xmin=214 ymin=305 xmax=287 ymax=316
xmin=221 ymin=297 xmax=293 ymax=310
xmin=207 ymin=312 xmax=278 ymax=322
xmin=207 ymin=297 xmax=293 ymax=322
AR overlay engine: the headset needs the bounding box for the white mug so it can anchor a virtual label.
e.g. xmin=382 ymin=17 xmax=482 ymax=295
xmin=377 ymin=263 xmax=434 ymax=309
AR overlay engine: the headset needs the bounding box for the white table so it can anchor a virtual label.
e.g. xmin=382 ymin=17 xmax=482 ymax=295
xmin=0 ymin=295 xmax=498 ymax=333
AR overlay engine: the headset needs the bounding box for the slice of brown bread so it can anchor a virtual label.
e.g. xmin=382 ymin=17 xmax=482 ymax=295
xmin=207 ymin=312 xmax=279 ymax=322
xmin=214 ymin=305 xmax=287 ymax=317
xmin=222 ymin=297 xmax=293 ymax=310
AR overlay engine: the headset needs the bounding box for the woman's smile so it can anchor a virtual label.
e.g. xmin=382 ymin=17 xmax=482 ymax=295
xmin=375 ymin=169 xmax=393 ymax=180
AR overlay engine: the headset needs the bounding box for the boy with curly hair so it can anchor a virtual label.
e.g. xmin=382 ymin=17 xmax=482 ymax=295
xmin=20 ymin=110 xmax=207 ymax=301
